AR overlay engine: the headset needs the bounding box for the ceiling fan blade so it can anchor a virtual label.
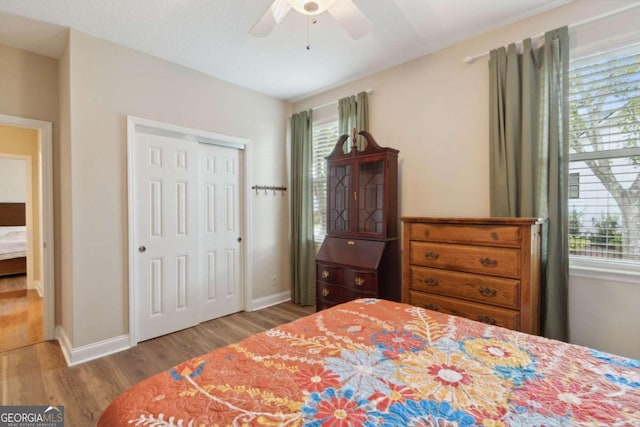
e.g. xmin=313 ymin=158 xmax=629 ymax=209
xmin=394 ymin=0 xmax=442 ymax=41
xmin=327 ymin=0 xmax=372 ymax=40
xmin=249 ymin=0 xmax=292 ymax=37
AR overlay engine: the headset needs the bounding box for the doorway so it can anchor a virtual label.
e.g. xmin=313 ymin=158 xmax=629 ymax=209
xmin=128 ymin=117 xmax=249 ymax=344
xmin=0 ymin=157 xmax=40 ymax=351
xmin=0 ymin=116 xmax=54 ymax=351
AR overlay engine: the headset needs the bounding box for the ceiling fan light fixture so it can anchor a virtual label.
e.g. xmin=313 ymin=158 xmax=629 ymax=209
xmin=287 ymin=0 xmax=338 ymax=16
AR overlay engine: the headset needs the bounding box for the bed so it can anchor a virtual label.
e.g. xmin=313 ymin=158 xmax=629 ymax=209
xmin=0 ymin=202 xmax=27 ymax=277
xmin=99 ymin=298 xmax=640 ymax=426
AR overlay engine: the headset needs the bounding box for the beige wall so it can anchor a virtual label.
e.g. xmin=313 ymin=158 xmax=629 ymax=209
xmin=0 ymin=158 xmax=27 ymax=201
xmin=66 ymin=30 xmax=290 ymax=347
xmin=569 ymin=269 xmax=640 ymax=358
xmin=293 ymin=1 xmax=640 ymax=359
xmin=0 ymin=41 xmax=60 ymax=317
xmin=0 ymin=43 xmax=59 ymax=123
xmin=3 ymin=2 xmax=638 ymax=359
xmin=2 ymin=32 xmax=292 ymax=351
xmin=58 ymin=34 xmax=72 ymax=336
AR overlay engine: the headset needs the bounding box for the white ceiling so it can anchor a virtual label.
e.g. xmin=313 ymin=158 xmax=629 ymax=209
xmin=0 ymin=0 xmax=573 ymax=101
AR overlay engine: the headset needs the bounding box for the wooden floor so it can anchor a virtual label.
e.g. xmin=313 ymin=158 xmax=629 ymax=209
xmin=0 ymin=301 xmax=314 ymax=427
xmin=0 ymin=274 xmax=43 ymax=352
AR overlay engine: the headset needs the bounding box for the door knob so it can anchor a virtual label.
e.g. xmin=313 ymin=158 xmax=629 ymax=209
xmin=138 ymin=246 xmax=146 ymax=253
xmin=237 ymin=237 xmax=242 ymax=242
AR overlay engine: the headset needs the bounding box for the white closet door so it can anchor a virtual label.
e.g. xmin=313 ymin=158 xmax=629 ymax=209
xmin=134 ymin=132 xmax=200 ymax=341
xmin=199 ymin=143 xmax=242 ymax=322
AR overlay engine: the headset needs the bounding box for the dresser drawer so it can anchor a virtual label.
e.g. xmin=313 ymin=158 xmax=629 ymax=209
xmin=409 ymin=291 xmax=520 ymax=330
xmin=317 ymin=283 xmax=353 ymax=303
xmin=316 ymin=263 xmax=377 ymax=292
xmin=317 ymin=283 xmax=375 ymax=307
xmin=317 ymin=264 xmax=344 ymax=284
xmin=409 ymin=266 xmax=520 ymax=309
xmin=409 ymin=223 xmax=522 ymax=247
xmin=343 ymin=270 xmax=377 ymax=292
xmin=409 ymin=241 xmax=521 ymax=279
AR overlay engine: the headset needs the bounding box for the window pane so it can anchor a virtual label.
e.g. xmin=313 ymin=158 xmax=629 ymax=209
xmin=312 ymin=120 xmax=339 ymax=241
xmin=569 ymin=42 xmax=640 ymax=262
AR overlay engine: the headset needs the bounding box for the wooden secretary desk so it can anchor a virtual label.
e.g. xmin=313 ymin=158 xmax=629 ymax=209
xmin=316 ymin=130 xmax=400 ymax=310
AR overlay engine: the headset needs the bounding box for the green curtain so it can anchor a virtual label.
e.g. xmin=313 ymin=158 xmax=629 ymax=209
xmin=489 ymin=27 xmax=569 ymax=341
xmin=338 ymin=91 xmax=369 ymax=151
xmin=290 ymin=110 xmax=316 ymax=306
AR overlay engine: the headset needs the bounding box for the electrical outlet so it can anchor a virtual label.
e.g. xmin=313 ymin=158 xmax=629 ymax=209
xmin=271 ymin=276 xmax=277 ymax=287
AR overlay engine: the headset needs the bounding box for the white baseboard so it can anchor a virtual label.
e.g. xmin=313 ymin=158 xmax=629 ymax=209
xmin=55 ymin=326 xmax=73 ymax=366
xmin=55 ymin=326 xmax=131 ymax=366
xmin=250 ymin=291 xmax=291 ymax=311
xmin=54 ymin=291 xmax=292 ymax=366
xmin=34 ymin=280 xmax=43 ymax=297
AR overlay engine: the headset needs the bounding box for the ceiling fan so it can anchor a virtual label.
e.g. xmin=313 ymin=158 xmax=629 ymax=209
xmin=250 ymin=0 xmax=372 ymax=43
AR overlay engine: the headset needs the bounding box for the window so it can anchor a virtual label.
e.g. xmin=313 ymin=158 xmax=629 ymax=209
xmin=569 ymin=41 xmax=640 ymax=262
xmin=312 ymin=118 xmax=339 ymax=242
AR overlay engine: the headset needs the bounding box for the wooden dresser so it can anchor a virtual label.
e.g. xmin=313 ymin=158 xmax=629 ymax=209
xmin=316 ymin=131 xmax=400 ymax=310
xmin=401 ymin=217 xmax=544 ymax=334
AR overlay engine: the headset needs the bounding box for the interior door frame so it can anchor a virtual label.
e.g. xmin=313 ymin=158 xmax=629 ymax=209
xmin=0 ymin=114 xmax=55 ymax=340
xmin=126 ymin=116 xmax=252 ymax=346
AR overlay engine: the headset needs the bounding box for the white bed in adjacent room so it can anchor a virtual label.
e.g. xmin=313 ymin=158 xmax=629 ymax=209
xmin=0 ymin=227 xmax=27 ymax=261
xmin=0 ymin=202 xmax=27 ymax=277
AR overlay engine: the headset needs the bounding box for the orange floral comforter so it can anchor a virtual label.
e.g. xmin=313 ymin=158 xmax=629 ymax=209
xmin=99 ymin=299 xmax=640 ymax=426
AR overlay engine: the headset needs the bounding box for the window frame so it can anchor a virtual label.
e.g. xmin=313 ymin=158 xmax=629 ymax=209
xmin=568 ymin=38 xmax=640 ymax=273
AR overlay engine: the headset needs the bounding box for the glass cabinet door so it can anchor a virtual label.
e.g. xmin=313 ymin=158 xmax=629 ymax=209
xmin=358 ymin=160 xmax=385 ymax=234
xmin=327 ymin=164 xmax=351 ymax=233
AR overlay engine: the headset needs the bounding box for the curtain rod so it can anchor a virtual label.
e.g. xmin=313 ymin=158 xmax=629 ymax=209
xmin=289 ymin=89 xmax=373 ymax=118
xmin=463 ymin=3 xmax=640 ymax=64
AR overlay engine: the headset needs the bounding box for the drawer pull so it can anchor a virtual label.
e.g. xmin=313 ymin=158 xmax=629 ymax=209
xmin=479 ymin=287 xmax=497 ymax=296
xmin=490 ymin=232 xmax=498 ymax=240
xmin=423 ymin=277 xmax=439 ymax=286
xmin=424 ymin=303 xmax=439 ymax=311
xmin=354 ymin=277 xmax=365 ymax=286
xmin=424 ymin=252 xmax=440 ymax=260
xmin=322 ymin=270 xmax=330 ymax=279
xmin=479 ymin=257 xmax=498 ymax=267
xmin=321 ymin=288 xmax=330 ymax=297
xmin=423 ymin=229 xmax=430 ymax=237
xmin=477 ymin=315 xmax=497 ymax=325
xmin=347 ymin=240 xmax=355 ymax=246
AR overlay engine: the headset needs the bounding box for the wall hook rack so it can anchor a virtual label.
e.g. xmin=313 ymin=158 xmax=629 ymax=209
xmin=252 ymin=185 xmax=287 ymax=196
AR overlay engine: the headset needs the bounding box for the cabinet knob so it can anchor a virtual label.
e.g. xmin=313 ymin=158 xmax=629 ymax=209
xmin=354 ymin=277 xmax=365 ymax=286
xmin=424 ymin=303 xmax=439 ymax=311
xmin=322 ymin=271 xmax=330 ymax=279
xmin=424 ymin=252 xmax=439 ymax=260
xmin=479 ymin=257 xmax=498 ymax=267
xmin=424 ymin=278 xmax=439 ymax=286
xmin=322 ymin=288 xmax=330 ymax=297
xmin=479 ymin=287 xmax=497 ymax=296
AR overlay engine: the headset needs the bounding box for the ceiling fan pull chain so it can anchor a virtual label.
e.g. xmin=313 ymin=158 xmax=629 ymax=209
xmin=306 ymin=15 xmax=311 ymax=50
